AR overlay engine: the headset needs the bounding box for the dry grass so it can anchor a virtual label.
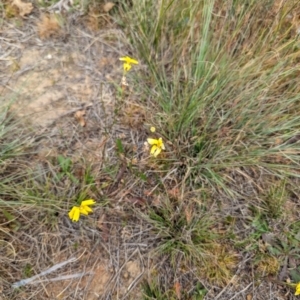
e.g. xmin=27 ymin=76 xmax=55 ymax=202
xmin=1 ymin=0 xmax=300 ymax=299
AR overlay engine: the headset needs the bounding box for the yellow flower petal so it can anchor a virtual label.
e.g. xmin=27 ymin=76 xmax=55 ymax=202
xmin=119 ymin=56 xmax=129 ymax=62
xmin=119 ymin=56 xmax=138 ymax=65
xmin=150 ymin=145 xmax=158 ymax=155
xmin=68 ymin=206 xmax=80 ymax=222
xmin=68 ymin=206 xmax=75 ymax=219
xmin=80 ymin=207 xmax=89 ymax=215
xmin=123 ymin=62 xmax=132 ymax=71
xmin=81 ymin=199 xmax=96 ymax=206
xmin=150 ymin=126 xmax=156 ymax=133
xmin=295 ymin=282 xmax=300 ymax=295
xmin=128 ymin=58 xmax=138 ymax=64
xmin=157 ymin=138 xmax=165 ymax=149
xmin=147 ymin=137 xmax=165 ymax=157
xmin=153 ymin=147 xmax=162 ymax=157
xmin=80 ymin=205 xmax=93 ymax=215
xmin=147 ymin=138 xmax=158 ymax=145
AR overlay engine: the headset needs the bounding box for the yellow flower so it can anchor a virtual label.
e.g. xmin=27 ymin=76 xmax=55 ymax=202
xmin=119 ymin=56 xmax=138 ymax=72
xmin=68 ymin=199 xmax=96 ymax=222
xmin=123 ymin=63 xmax=131 ymax=71
xmin=295 ymin=282 xmax=300 ymax=295
xmin=147 ymin=137 xmax=165 ymax=157
xmin=150 ymin=126 xmax=156 ymax=133
xmin=68 ymin=206 xmax=80 ymax=222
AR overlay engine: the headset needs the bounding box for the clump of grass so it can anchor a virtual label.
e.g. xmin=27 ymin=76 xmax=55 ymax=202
xmin=141 ymin=278 xmax=168 ymax=300
xmin=0 ymin=105 xmax=38 ymax=288
xmin=137 ymin=192 xmax=240 ymax=286
xmin=142 ymin=274 xmax=207 ymax=300
xmin=119 ymin=0 xmax=300 ymax=195
xmin=0 ymin=105 xmax=36 ymax=210
xmin=140 ymin=196 xmax=218 ymax=266
xmin=262 ymin=180 xmax=287 ymax=219
xmin=255 ymin=254 xmax=280 ymax=277
xmin=0 ymin=106 xmax=30 ymax=160
xmin=200 ymin=243 xmax=239 ymax=286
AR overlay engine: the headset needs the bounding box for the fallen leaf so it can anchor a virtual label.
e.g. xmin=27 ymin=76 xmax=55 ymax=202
xmin=74 ymin=110 xmax=86 ymax=127
xmin=131 ymin=158 xmax=138 ymax=165
xmin=37 ymin=14 xmax=61 ymax=39
xmin=246 ymin=294 xmax=252 ymax=300
xmin=11 ymin=0 xmax=33 ymax=17
xmin=184 ymin=206 xmax=193 ymax=224
xmin=168 ymin=187 xmax=180 ymax=199
xmin=152 ymin=195 xmax=162 ymax=207
xmin=103 ymin=2 xmax=115 ymax=13
xmin=174 ymin=281 xmax=181 ymax=299
xmin=275 ymin=137 xmax=282 ymax=145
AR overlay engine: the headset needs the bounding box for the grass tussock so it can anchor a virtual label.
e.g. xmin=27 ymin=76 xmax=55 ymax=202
xmin=120 ymin=0 xmax=300 ymax=190
xmin=141 ymin=196 xmax=219 ymax=263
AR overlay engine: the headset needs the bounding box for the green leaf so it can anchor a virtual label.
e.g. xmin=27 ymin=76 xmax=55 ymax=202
xmin=2 ymin=208 xmax=15 ymax=221
xmin=116 ymin=138 xmax=124 ymax=154
xmin=290 ymin=268 xmax=300 ymax=283
xmin=2 ymin=208 xmax=20 ymax=231
xmin=66 ymin=172 xmax=79 ymax=184
xmin=57 ymin=155 xmax=72 ymax=173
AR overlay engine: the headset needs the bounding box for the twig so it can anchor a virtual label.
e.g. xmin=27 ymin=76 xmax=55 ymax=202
xmin=49 ymin=0 xmax=71 ymax=12
xmin=12 ymin=257 xmax=77 ymax=288
xmin=227 ymin=283 xmax=252 ymax=300
xmin=14 ymin=272 xmax=93 ymax=286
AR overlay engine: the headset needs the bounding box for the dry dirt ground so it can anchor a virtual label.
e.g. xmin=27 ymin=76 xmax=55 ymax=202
xmin=0 ymin=4 xmax=150 ymax=300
